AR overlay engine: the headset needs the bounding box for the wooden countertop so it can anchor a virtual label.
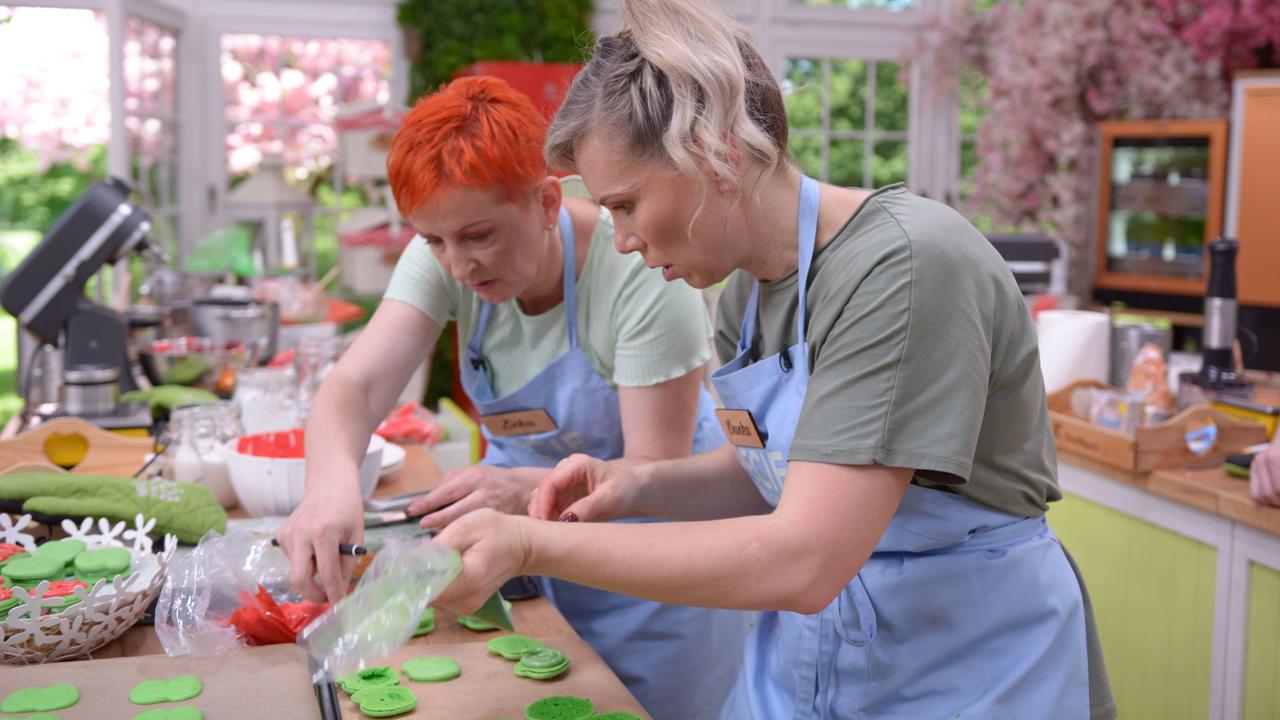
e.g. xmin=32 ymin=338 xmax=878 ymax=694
xmin=1059 ymin=449 xmax=1280 ymax=537
xmin=93 ymin=443 xmax=577 ymax=658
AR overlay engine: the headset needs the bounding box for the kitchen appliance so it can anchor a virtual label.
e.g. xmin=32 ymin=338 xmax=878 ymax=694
xmin=61 ymin=364 xmax=120 ymax=417
xmin=191 ymin=297 xmax=279 ymax=365
xmin=1179 ymin=237 xmax=1253 ymax=406
xmin=0 ymin=177 xmax=168 ymax=427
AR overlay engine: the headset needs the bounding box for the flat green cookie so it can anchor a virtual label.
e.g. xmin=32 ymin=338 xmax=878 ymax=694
xmin=350 ymin=686 xmax=417 ymax=718
xmin=488 ymin=634 xmax=544 ymax=660
xmin=73 ymin=547 xmax=132 ymax=582
xmin=457 ymin=596 xmax=513 ymax=632
xmin=412 ymin=607 xmax=435 ymax=637
xmin=594 ymin=713 xmax=643 ymax=720
xmin=133 ymin=707 xmax=204 ymax=720
xmin=337 ymin=667 xmax=401 ymax=694
xmin=129 ymin=675 xmax=203 ymax=705
xmin=400 ymin=656 xmax=461 ymax=683
xmin=0 ymin=684 xmax=79 ymax=713
xmin=1 ymin=555 xmax=65 ymax=587
xmin=523 ymin=696 xmax=594 ymax=720
xmin=33 ymin=540 xmax=85 ymax=569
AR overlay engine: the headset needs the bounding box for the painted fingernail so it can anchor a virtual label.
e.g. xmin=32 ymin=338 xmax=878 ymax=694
xmin=560 ymin=512 xmax=579 ymax=523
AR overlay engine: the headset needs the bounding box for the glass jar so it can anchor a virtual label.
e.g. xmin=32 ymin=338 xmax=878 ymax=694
xmin=164 ymin=402 xmax=243 ymax=509
xmin=295 ymin=335 xmax=344 ymax=418
xmin=233 ymin=366 xmax=300 ymax=434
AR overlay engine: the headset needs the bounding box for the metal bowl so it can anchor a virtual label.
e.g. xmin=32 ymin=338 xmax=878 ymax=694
xmin=139 ymin=336 xmax=249 ymax=391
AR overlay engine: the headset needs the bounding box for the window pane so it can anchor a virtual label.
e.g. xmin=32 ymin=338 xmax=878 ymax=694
xmin=783 ymin=57 xmax=822 ymax=130
xmin=874 ymin=61 xmax=908 ymax=132
xmin=959 ymin=66 xmax=986 ymax=137
xmin=126 ymin=16 xmax=177 ymax=116
xmin=221 ymin=34 xmax=390 ymax=178
xmin=789 ymin=135 xmax=823 ymax=180
xmin=829 ymin=59 xmax=866 ymax=132
xmin=789 ymin=0 xmax=916 ymax=9
xmin=960 ymin=139 xmax=978 ymax=182
xmin=872 ymin=140 xmax=908 ymax=188
xmin=829 ymin=139 xmax=864 ymax=187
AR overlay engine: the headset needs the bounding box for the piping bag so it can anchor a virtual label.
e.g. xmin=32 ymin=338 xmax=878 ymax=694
xmin=297 ymin=534 xmax=513 ymax=681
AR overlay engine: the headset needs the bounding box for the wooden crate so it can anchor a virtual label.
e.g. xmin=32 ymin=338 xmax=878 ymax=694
xmin=1047 ymin=379 xmax=1267 ymax=473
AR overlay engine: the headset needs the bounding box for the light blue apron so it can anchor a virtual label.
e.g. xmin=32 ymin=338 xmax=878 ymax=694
xmin=462 ymin=206 xmax=746 ymax=720
xmin=711 ymin=176 xmax=1092 ymax=719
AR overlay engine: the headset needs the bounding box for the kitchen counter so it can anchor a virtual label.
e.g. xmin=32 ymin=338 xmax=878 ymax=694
xmin=1057 ymin=449 xmax=1280 ymax=538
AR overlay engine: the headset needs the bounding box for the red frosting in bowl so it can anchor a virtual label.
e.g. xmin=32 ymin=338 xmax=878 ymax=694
xmin=236 ymin=428 xmax=306 ymax=459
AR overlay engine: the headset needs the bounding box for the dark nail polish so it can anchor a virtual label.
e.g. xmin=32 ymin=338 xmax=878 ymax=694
xmin=560 ymin=512 xmax=579 ymax=523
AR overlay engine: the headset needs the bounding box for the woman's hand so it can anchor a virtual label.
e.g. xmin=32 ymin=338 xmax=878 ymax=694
xmin=276 ymin=481 xmax=365 ymax=604
xmin=528 ymin=453 xmax=642 ymax=522
xmin=432 ymin=508 xmax=532 ymax=614
xmin=1251 ymin=443 xmax=1280 ymax=507
xmin=408 ymin=465 xmax=537 ymax=529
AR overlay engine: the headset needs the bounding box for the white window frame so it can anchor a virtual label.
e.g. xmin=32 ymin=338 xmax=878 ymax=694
xmin=593 ymin=0 xmax=958 ymax=200
xmin=193 ymin=0 xmax=407 ymax=253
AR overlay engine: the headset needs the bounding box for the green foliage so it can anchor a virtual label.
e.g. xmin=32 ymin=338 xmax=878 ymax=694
xmin=0 ymin=139 xmax=107 ymax=234
xmin=397 ymin=0 xmax=594 ymax=101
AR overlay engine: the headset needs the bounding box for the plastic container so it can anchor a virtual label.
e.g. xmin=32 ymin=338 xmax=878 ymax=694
xmin=224 ymin=429 xmax=385 ymax=517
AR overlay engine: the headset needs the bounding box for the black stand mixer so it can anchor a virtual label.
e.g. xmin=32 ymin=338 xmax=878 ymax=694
xmin=1 ymin=177 xmax=169 ymax=429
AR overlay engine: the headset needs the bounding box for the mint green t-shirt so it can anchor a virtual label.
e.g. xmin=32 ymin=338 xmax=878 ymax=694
xmin=384 ymin=177 xmax=713 ymax=397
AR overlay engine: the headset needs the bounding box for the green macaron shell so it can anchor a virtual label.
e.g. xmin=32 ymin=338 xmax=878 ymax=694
xmin=400 ymin=656 xmax=461 ymax=683
xmin=1 ymin=555 xmax=66 ymax=588
xmin=0 ymin=684 xmax=80 ymax=713
xmin=132 ymin=707 xmax=204 ymax=720
xmin=350 ymin=686 xmax=417 ymax=718
xmin=73 ymin=547 xmax=133 ymax=583
xmin=487 ymin=634 xmax=544 ymax=660
xmin=128 ymin=675 xmax=203 ymax=705
xmin=514 ymin=648 xmax=569 ymax=681
xmin=33 ymin=540 xmax=86 ymax=569
xmin=593 ymin=713 xmax=643 ymax=720
xmin=337 ymin=666 xmax=401 ymax=694
xmin=412 ymin=607 xmax=435 ymax=637
xmin=523 ymin=696 xmax=595 ymax=720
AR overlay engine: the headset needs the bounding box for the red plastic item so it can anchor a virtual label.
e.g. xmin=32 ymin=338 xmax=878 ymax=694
xmin=375 ymin=402 xmax=443 ymax=446
xmin=236 ymin=428 xmax=306 ymax=459
xmin=225 ymin=584 xmax=329 ymax=646
xmin=266 ymin=349 xmax=296 ymax=369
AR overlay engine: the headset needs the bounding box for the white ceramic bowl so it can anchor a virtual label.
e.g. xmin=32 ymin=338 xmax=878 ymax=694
xmin=224 ymin=430 xmax=385 ymax=517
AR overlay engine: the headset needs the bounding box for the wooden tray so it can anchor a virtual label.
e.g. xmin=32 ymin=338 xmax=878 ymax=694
xmin=338 ymin=632 xmax=650 ymax=719
xmin=0 ymin=643 xmax=321 ymax=719
xmin=1048 ymin=379 xmax=1268 ymax=473
xmin=0 ymin=417 xmax=152 ymax=475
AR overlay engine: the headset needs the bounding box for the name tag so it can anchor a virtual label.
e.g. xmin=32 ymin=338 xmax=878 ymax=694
xmin=479 ymin=409 xmax=558 ymax=436
xmin=715 ymin=409 xmax=767 ymax=449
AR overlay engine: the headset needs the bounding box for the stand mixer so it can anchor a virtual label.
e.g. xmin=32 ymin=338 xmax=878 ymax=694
xmin=1 ymin=177 xmax=169 ymax=430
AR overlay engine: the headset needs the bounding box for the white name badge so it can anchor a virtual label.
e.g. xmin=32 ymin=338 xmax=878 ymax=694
xmin=480 ymin=409 xmax=558 ymax=437
xmin=715 ymin=409 xmax=767 ymax=449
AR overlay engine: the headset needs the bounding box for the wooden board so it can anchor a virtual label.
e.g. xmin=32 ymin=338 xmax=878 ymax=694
xmin=0 ymin=643 xmax=321 ymax=719
xmin=340 ymin=633 xmax=650 ymax=720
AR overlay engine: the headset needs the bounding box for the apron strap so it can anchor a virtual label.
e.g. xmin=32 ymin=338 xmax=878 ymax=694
xmin=738 ymin=175 xmax=821 ymax=354
xmin=559 ymin=205 xmax=579 ymax=350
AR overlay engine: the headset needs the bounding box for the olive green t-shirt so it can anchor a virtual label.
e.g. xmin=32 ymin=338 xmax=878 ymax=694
xmin=716 ymin=184 xmax=1116 ymax=720
xmin=715 ymin=183 xmax=1060 ymax=517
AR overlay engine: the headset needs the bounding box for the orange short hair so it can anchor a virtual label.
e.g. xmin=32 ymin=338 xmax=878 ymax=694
xmin=387 ymin=76 xmax=548 ymax=217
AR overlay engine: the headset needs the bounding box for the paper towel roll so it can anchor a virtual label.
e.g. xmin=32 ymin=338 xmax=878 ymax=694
xmin=1036 ymin=310 xmax=1111 ymax=394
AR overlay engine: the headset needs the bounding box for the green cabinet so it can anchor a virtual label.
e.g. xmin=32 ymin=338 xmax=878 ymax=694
xmin=1049 ymin=493 xmax=1219 ymax=719
xmin=1244 ymin=562 xmax=1280 ymax=720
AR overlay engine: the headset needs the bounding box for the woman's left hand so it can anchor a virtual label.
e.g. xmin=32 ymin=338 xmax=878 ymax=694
xmin=432 ymin=508 xmax=533 ymax=614
xmin=408 ymin=465 xmax=536 ymax=529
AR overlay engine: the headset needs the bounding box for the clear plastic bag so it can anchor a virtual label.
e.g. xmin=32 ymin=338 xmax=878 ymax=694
xmin=299 ymin=534 xmax=461 ymax=681
xmin=154 ymin=528 xmax=300 ymax=657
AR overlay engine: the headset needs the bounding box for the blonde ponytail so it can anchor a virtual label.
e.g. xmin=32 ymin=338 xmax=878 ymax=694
xmin=546 ymin=0 xmax=787 ymax=191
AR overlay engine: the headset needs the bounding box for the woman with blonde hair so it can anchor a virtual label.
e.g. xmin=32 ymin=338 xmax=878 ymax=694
xmin=276 ymin=75 xmax=747 ymax=720
xmin=429 ymin=1 xmax=1115 ymax=718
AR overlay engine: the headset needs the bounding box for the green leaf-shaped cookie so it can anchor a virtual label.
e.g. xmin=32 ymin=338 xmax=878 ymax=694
xmin=133 ymin=707 xmax=204 ymax=720
xmin=594 ymin=713 xmax=643 ymax=720
xmin=350 ymin=686 xmax=417 ymax=718
xmin=337 ymin=666 xmax=401 ymax=694
xmin=129 ymin=675 xmax=203 ymax=705
xmin=487 ymin=634 xmax=543 ymax=660
xmin=2 ymin=555 xmax=65 ymax=587
xmin=33 ymin=540 xmax=85 ymax=568
xmin=0 ymin=684 xmax=80 ymax=713
xmin=523 ymin=696 xmax=595 ymax=720
xmin=401 ymin=656 xmax=461 ymax=683
xmin=74 ymin=547 xmax=132 ymax=582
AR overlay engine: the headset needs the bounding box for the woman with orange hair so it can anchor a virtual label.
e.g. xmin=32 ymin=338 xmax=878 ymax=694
xmin=276 ymin=76 xmax=746 ymax=719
